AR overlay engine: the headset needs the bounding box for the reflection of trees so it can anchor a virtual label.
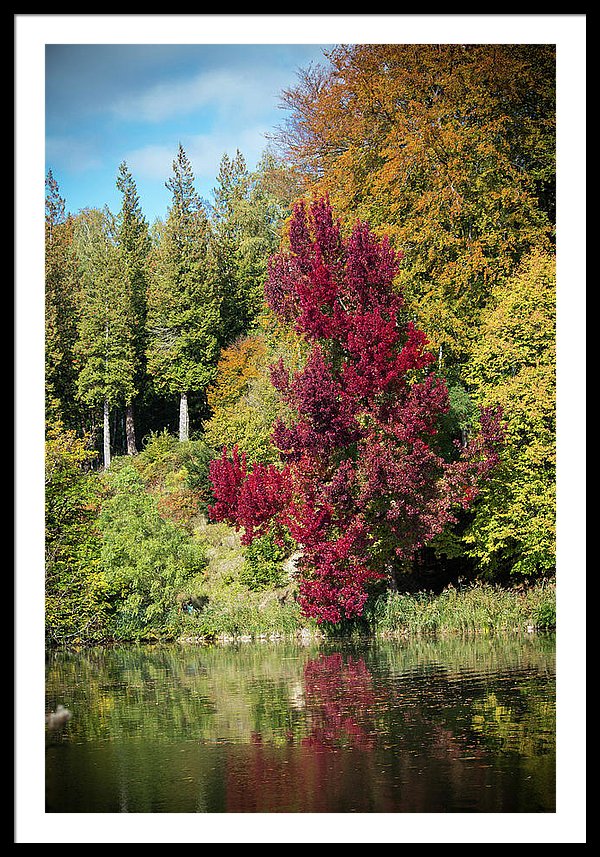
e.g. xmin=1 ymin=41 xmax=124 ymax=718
xmin=302 ymin=653 xmax=376 ymax=750
xmin=225 ymin=651 xmax=381 ymax=812
xmin=46 ymin=636 xmax=556 ymax=812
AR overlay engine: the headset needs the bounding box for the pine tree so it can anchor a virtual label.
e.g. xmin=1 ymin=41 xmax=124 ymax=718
xmin=209 ymin=149 xmax=294 ymax=348
xmin=146 ymin=144 xmax=220 ymax=441
xmin=209 ymin=150 xmax=251 ymax=346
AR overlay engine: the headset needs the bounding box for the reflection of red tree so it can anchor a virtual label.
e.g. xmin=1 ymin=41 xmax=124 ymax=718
xmin=224 ymin=652 xmax=382 ymax=811
xmin=302 ymin=653 xmax=376 ymax=750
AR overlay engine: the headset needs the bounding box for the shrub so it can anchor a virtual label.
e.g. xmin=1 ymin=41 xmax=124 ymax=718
xmin=45 ymin=424 xmax=109 ymax=645
xmin=239 ymin=533 xmax=290 ymax=591
xmin=99 ymin=464 xmax=208 ymax=639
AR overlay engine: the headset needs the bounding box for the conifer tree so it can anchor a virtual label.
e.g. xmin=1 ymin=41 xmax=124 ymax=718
xmin=209 ymin=150 xmax=251 ymax=346
xmin=115 ymin=161 xmax=151 ymax=454
xmin=45 ymin=170 xmax=80 ymax=430
xmin=208 ymin=149 xmax=296 ymax=349
xmin=147 ymin=144 xmax=220 ymax=441
xmin=73 ymin=207 xmax=137 ymax=469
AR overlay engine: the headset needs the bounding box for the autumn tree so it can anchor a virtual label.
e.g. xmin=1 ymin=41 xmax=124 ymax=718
xmin=45 ymin=170 xmax=80 ymax=430
xmin=115 ymin=161 xmax=151 ymax=454
xmin=203 ymin=315 xmax=305 ymax=466
xmin=273 ymin=44 xmax=555 ymax=372
xmin=73 ymin=207 xmax=137 ymax=469
xmin=208 ymin=198 xmax=502 ymax=623
xmin=147 ymin=144 xmax=220 ymax=441
xmin=462 ymin=249 xmax=556 ymax=578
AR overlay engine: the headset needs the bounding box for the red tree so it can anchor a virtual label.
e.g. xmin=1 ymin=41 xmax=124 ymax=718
xmin=209 ymin=197 xmax=502 ymax=623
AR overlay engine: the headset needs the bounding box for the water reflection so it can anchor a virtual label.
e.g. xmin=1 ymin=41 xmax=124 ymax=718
xmin=46 ymin=635 xmax=555 ymax=813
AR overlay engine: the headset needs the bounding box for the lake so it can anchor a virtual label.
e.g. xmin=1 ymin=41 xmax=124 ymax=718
xmin=45 ymin=633 xmax=555 ymax=814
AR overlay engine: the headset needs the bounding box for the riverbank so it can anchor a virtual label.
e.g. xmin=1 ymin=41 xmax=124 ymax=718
xmin=169 ymin=515 xmax=557 ymax=645
xmin=173 ymin=577 xmax=556 ymax=646
xmin=44 ymin=438 xmax=556 ymax=649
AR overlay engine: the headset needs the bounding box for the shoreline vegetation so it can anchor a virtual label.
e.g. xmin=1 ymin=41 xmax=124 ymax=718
xmin=175 ymin=579 xmax=556 ymax=648
xmin=47 ymin=577 xmax=556 ymax=650
xmin=45 ymin=433 xmax=556 ymax=650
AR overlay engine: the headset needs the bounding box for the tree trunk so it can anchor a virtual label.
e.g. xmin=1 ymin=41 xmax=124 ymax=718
xmin=179 ymin=392 xmax=189 ymax=442
xmin=125 ymin=402 xmax=137 ymax=455
xmin=103 ymin=397 xmax=111 ymax=470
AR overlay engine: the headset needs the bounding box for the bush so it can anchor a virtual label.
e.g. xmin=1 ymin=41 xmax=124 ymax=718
xmin=189 ymin=593 xmax=304 ymax=639
xmin=177 ymin=438 xmax=218 ymax=511
xmin=124 ymin=430 xmax=218 ymax=527
xmin=99 ymin=464 xmax=208 ymax=639
xmin=45 ymin=424 xmax=109 ymax=645
xmin=239 ymin=533 xmax=290 ymax=591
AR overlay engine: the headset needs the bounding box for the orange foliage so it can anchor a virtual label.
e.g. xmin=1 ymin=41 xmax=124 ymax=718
xmin=275 ymin=44 xmax=555 ymax=363
xmin=206 ymin=335 xmax=268 ymax=413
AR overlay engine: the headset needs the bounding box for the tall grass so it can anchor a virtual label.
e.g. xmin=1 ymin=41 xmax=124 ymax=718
xmin=366 ymin=580 xmax=556 ymax=638
xmin=178 ymin=592 xmax=310 ymax=641
xmin=176 ymin=580 xmax=556 ymax=642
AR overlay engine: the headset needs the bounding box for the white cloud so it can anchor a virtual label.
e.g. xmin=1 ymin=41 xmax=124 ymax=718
xmin=124 ymin=143 xmax=175 ymax=181
xmin=110 ymin=66 xmax=282 ymax=124
xmin=45 ymin=135 xmax=102 ymax=173
xmin=125 ymin=125 xmax=269 ymax=190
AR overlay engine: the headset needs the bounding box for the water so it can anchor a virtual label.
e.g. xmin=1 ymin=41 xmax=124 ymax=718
xmin=45 ymin=634 xmax=555 ymax=813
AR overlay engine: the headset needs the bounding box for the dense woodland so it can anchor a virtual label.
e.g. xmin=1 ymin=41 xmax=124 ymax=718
xmin=45 ymin=44 xmax=556 ymax=645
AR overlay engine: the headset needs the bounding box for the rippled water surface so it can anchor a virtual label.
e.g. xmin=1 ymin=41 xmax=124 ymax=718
xmin=45 ymin=635 xmax=555 ymax=813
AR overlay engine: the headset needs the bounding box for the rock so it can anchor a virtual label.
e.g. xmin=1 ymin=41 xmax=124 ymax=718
xmin=283 ymin=550 xmax=303 ymax=579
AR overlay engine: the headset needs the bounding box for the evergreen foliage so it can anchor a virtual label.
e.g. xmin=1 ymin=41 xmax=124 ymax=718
xmin=146 ymin=145 xmax=220 ymax=439
xmin=115 ymin=161 xmax=151 ymax=453
xmin=45 ymin=171 xmax=81 ymax=430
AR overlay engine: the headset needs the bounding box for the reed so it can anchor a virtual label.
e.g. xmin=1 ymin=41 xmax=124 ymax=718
xmin=367 ymin=580 xmax=556 ymax=638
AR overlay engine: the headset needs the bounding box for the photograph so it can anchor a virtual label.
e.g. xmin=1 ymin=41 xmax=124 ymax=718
xmin=15 ymin=13 xmax=586 ymax=845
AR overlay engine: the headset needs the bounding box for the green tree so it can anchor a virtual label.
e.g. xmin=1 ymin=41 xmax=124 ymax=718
xmin=99 ymin=463 xmax=208 ymax=639
xmin=73 ymin=207 xmax=137 ymax=469
xmin=45 ymin=424 xmax=108 ymax=644
xmin=115 ymin=161 xmax=151 ymax=454
xmin=45 ymin=170 xmax=80 ymax=431
xmin=463 ymin=249 xmax=556 ymax=578
xmin=208 ymin=149 xmax=294 ymax=348
xmin=147 ymin=144 xmax=220 ymax=441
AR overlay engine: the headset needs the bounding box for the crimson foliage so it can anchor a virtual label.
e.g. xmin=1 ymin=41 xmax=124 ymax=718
xmin=209 ymin=198 xmax=502 ymax=623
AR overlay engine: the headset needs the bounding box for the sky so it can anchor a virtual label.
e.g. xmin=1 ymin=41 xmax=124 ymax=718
xmin=45 ymin=42 xmax=333 ymax=224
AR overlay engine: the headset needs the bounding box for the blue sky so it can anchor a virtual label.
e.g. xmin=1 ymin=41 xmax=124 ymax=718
xmin=45 ymin=43 xmax=333 ymax=224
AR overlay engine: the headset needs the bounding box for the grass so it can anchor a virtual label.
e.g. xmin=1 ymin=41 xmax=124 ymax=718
xmin=366 ymin=579 xmax=556 ymax=638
